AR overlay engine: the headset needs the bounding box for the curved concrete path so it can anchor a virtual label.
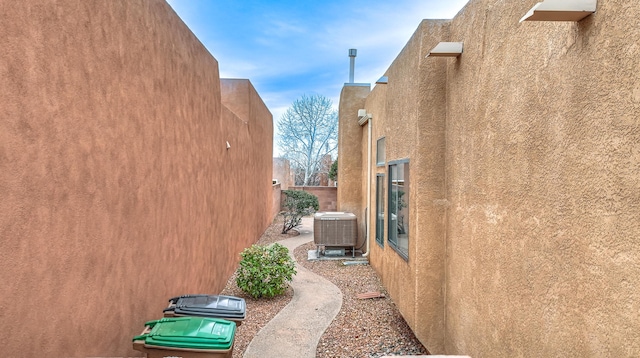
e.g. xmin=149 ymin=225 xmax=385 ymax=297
xmin=243 ymin=217 xmax=343 ymax=358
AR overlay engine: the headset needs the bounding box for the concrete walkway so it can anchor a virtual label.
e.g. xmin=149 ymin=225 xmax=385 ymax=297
xmin=243 ymin=217 xmax=343 ymax=358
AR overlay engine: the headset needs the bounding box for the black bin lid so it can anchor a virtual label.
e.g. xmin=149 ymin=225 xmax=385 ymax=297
xmin=165 ymin=295 xmax=246 ymax=319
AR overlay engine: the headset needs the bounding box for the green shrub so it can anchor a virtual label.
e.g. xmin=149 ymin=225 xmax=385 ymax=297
xmin=236 ymin=243 xmax=296 ymax=299
xmin=281 ymin=190 xmax=319 ymax=234
xmin=328 ymin=159 xmax=338 ymax=182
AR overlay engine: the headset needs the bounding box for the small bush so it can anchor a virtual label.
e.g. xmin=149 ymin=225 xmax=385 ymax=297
xmin=236 ymin=243 xmax=296 ymax=299
xmin=281 ymin=190 xmax=319 ymax=234
xmin=328 ymin=159 xmax=338 ymax=182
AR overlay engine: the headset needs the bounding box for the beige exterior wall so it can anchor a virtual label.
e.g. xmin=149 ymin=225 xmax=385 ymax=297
xmin=337 ymin=84 xmax=371 ymax=246
xmin=273 ymin=157 xmax=293 ymax=190
xmin=0 ymin=1 xmax=272 ymax=357
xmin=288 ymin=186 xmax=338 ymax=213
xmin=271 ymin=183 xmax=282 ymax=220
xmin=220 ymin=78 xmax=274 ymax=232
xmin=339 ymin=0 xmax=640 ymax=356
xmin=362 ymin=20 xmax=451 ymax=353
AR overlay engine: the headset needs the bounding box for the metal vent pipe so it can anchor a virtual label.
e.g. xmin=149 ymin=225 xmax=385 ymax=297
xmin=348 ymin=49 xmax=357 ymax=83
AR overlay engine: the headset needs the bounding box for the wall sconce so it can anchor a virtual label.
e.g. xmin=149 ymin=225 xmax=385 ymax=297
xmin=520 ymin=0 xmax=597 ymax=22
xmin=426 ymin=42 xmax=463 ymax=58
xmin=226 ymin=141 xmax=231 ymax=150
xmin=357 ymin=109 xmax=371 ymax=126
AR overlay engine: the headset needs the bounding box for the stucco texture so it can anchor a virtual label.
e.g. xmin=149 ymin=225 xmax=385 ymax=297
xmin=0 ymin=1 xmax=272 ymax=357
xmin=288 ymin=186 xmax=338 ymax=212
xmin=339 ymin=0 xmax=640 ymax=356
xmin=361 ymin=20 xmax=451 ymax=353
xmin=445 ymin=0 xmax=640 ymax=356
xmin=337 ymin=84 xmax=370 ymax=245
xmin=273 ymin=157 xmax=293 ymax=190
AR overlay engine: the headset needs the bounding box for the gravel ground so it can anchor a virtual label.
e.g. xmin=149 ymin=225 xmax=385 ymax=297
xmin=221 ymin=216 xmax=427 ymax=358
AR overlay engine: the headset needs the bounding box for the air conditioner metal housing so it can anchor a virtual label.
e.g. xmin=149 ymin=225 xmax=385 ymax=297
xmin=314 ymin=212 xmax=357 ymax=256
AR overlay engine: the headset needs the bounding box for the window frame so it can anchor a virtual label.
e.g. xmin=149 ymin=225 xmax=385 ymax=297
xmin=376 ymin=137 xmax=386 ymax=166
xmin=375 ymin=173 xmax=385 ymax=248
xmin=387 ymin=159 xmax=409 ymax=261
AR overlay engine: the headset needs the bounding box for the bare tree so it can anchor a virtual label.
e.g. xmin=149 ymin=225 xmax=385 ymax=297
xmin=277 ymin=94 xmax=338 ymax=186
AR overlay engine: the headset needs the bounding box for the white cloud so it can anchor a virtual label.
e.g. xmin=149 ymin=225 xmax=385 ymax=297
xmin=168 ymin=0 xmax=471 ymax=156
xmin=264 ymin=19 xmax=308 ymax=37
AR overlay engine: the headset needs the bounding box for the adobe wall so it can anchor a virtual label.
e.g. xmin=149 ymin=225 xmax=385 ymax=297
xmin=363 ymin=20 xmax=450 ymax=352
xmin=412 ymin=20 xmax=449 ymax=352
xmin=272 ymin=183 xmax=282 ymax=220
xmin=337 ymin=84 xmax=370 ymax=246
xmin=273 ymin=157 xmax=293 ymax=190
xmin=444 ymin=0 xmax=640 ymax=356
xmin=363 ymin=81 xmax=387 ymax=272
xmin=287 ymin=186 xmax=338 ymax=213
xmin=0 ymin=1 xmax=272 ymax=357
xmin=342 ymin=0 xmax=640 ymax=356
xmin=220 ymin=79 xmax=274 ymax=233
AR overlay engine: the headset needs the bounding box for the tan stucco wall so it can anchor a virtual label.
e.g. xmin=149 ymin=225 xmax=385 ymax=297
xmin=288 ymin=186 xmax=338 ymax=212
xmin=272 ymin=183 xmax=282 ymax=219
xmin=0 ymin=1 xmax=272 ymax=357
xmin=337 ymin=84 xmax=370 ymax=245
xmin=220 ymin=79 xmax=274 ymax=233
xmin=444 ymin=0 xmax=640 ymax=356
xmin=339 ymin=0 xmax=640 ymax=356
xmin=357 ymin=20 xmax=451 ymax=353
xmin=273 ymin=157 xmax=293 ymax=190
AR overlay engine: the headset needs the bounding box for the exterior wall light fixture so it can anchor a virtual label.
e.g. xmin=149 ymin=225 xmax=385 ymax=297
xmin=376 ymin=76 xmax=388 ymax=84
xmin=520 ymin=0 xmax=597 ymax=22
xmin=426 ymin=42 xmax=463 ymax=58
xmin=357 ymin=109 xmax=371 ymax=126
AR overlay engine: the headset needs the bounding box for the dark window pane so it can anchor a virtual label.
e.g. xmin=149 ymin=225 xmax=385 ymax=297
xmin=388 ymin=160 xmax=409 ymax=259
xmin=376 ymin=174 xmax=385 ymax=247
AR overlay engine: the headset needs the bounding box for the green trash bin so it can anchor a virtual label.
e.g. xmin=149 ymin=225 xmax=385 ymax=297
xmin=133 ymin=317 xmax=236 ymax=358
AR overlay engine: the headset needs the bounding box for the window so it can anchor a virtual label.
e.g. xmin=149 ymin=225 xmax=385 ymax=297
xmin=375 ymin=174 xmax=385 ymax=247
xmin=376 ymin=137 xmax=385 ymax=166
xmin=388 ymin=160 xmax=409 ymax=259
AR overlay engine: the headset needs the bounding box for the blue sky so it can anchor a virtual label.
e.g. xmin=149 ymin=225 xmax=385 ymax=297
xmin=166 ymin=0 xmax=470 ymax=154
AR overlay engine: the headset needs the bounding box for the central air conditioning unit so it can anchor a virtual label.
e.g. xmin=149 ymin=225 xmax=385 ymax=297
xmin=314 ymin=212 xmax=357 ymax=257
